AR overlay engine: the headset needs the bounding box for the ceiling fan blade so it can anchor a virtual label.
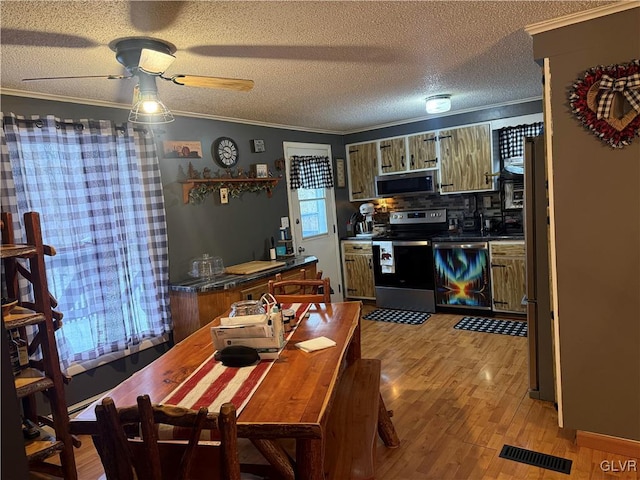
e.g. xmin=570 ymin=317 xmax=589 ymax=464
xmin=138 ymin=48 xmax=175 ymax=75
xmin=22 ymin=74 xmax=131 ymax=82
xmin=168 ymin=75 xmax=254 ymax=92
xmin=2 ymin=29 xmax=98 ymax=48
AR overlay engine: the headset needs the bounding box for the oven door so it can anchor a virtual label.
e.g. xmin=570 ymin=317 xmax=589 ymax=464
xmin=372 ymin=240 xmax=434 ymax=290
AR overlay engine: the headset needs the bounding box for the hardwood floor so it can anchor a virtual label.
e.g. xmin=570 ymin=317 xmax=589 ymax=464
xmin=41 ymin=304 xmax=639 ymax=479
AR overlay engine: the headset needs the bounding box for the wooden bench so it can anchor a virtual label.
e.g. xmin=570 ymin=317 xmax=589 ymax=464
xmin=324 ymin=358 xmax=381 ymax=480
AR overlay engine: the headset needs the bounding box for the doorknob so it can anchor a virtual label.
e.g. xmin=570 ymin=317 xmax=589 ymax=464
xmin=296 ymin=218 xmax=300 ymax=224
xmin=298 ymin=246 xmax=305 ymax=253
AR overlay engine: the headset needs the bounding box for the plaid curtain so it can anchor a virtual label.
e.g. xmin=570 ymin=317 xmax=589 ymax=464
xmin=1 ymin=113 xmax=171 ymax=370
xmin=498 ymin=122 xmax=544 ymax=161
xmin=289 ymin=155 xmax=334 ymax=189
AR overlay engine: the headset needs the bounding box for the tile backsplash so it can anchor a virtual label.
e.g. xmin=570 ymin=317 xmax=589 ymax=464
xmin=368 ymin=191 xmax=523 ymax=232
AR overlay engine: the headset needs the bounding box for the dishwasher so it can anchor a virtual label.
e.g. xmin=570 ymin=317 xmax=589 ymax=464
xmin=433 ymin=241 xmax=491 ymax=309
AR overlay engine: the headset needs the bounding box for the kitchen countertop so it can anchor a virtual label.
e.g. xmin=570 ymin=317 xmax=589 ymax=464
xmin=170 ymin=255 xmax=318 ymax=293
xmin=431 ymin=233 xmax=524 ymax=242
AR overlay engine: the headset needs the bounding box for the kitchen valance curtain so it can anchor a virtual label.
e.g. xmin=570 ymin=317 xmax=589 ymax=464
xmin=0 ymin=113 xmax=171 ymax=372
xmin=498 ymin=122 xmax=544 ymax=161
xmin=289 ymin=155 xmax=334 ymax=189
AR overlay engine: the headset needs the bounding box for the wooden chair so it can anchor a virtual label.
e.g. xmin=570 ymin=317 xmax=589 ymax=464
xmin=268 ymin=277 xmax=331 ymax=303
xmin=94 ymin=395 xmax=241 ymax=480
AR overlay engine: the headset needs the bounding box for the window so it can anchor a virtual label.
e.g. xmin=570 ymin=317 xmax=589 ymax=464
xmin=298 ymin=188 xmax=328 ymax=238
xmin=1 ymin=114 xmax=171 ymax=373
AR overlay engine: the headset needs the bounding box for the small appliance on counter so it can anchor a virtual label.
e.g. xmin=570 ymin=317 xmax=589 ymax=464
xmin=348 ymin=203 xmax=376 ymax=236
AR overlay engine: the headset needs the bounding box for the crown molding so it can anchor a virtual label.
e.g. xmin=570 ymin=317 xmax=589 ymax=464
xmin=525 ymin=1 xmax=639 ymax=36
xmin=341 ymin=97 xmax=543 ymax=135
xmin=0 ymin=88 xmax=342 ymax=135
xmin=2 ymin=88 xmax=541 ymax=136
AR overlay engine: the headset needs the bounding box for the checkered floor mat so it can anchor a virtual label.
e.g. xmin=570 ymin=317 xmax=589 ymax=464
xmin=363 ymin=309 xmax=431 ymax=325
xmin=454 ymin=317 xmax=527 ymax=337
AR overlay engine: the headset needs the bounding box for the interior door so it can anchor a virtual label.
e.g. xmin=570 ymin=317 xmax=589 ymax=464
xmin=283 ymin=142 xmax=342 ymax=301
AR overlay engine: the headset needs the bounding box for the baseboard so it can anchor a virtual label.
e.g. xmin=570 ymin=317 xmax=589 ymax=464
xmin=576 ymin=430 xmax=640 ymax=459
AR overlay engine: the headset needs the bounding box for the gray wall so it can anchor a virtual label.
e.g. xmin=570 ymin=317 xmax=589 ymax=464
xmin=1 ymin=95 xmax=345 ymax=284
xmin=532 ymin=7 xmax=640 ymax=440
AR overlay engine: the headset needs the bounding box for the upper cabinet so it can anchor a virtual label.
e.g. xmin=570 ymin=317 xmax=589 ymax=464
xmin=407 ymin=132 xmax=438 ymax=171
xmin=347 ymin=141 xmax=378 ymax=201
xmin=379 ymin=137 xmax=406 ymax=174
xmin=438 ymin=124 xmax=493 ymax=194
xmin=345 ymin=121 xmax=495 ymax=201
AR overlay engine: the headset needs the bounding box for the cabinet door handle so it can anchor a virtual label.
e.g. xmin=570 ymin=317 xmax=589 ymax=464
xmin=438 ymin=134 xmax=452 ymax=141
xmin=379 ymin=145 xmax=391 ymax=149
xmin=351 ymin=190 xmax=362 ymax=195
xmin=381 ymin=164 xmax=393 ymax=169
xmin=440 ymin=183 xmax=454 ymax=188
xmin=423 ymin=137 xmax=437 ymax=143
xmin=410 ymin=154 xmax=415 ymax=168
xmin=368 ymin=258 xmax=372 ymax=269
xmin=345 ymin=259 xmax=355 ymax=262
xmin=401 ymin=155 xmax=405 ymax=168
xmin=424 ymin=158 xmax=438 ymax=164
xmin=491 ymin=263 xmax=506 ymax=268
xmin=493 ymin=300 xmax=508 ymax=305
xmin=352 ymin=246 xmax=363 ymax=250
xmin=349 ymin=148 xmax=359 ymax=153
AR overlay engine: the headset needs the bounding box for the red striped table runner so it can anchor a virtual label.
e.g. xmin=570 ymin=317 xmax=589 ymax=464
xmin=159 ymin=303 xmax=311 ymax=439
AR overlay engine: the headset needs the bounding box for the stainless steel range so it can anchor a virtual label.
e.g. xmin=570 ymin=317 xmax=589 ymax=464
xmin=372 ymin=209 xmax=448 ymax=312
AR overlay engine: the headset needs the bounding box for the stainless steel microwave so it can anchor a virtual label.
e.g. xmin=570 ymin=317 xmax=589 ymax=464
xmin=375 ymin=171 xmax=437 ymax=197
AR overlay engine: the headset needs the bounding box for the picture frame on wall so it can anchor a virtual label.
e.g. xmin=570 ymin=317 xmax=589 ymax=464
xmin=335 ymin=158 xmax=346 ymax=188
xmin=163 ymin=141 xmax=203 ymax=158
xmin=251 ymin=139 xmax=266 ymax=153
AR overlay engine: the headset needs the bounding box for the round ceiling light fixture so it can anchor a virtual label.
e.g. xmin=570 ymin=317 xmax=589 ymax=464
xmin=425 ymin=94 xmax=452 ymax=114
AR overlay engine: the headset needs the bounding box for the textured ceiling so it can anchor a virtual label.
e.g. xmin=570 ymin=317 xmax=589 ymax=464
xmin=0 ymin=1 xmax=619 ymax=133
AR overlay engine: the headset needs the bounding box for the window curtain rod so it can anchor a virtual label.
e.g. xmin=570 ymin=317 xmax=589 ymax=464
xmin=10 ymin=117 xmax=148 ymax=134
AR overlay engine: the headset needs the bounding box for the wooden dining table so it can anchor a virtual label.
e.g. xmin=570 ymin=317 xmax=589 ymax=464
xmin=71 ymin=301 xmax=393 ymax=480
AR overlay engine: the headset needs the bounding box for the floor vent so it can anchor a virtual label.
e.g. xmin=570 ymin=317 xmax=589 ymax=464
xmin=499 ymin=444 xmax=572 ymax=475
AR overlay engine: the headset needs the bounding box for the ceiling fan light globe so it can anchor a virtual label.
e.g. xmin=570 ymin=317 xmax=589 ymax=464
xmin=142 ymin=100 xmax=160 ymax=113
xmin=129 ymin=98 xmax=174 ymax=124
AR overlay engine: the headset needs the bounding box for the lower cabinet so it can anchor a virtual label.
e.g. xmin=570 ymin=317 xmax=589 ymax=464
xmin=341 ymin=240 xmax=375 ymax=300
xmin=170 ymin=263 xmax=317 ymax=342
xmin=490 ymin=241 xmax=526 ymax=314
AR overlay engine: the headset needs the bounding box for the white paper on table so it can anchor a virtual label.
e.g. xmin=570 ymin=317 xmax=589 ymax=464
xmin=378 ymin=241 xmax=395 ymax=274
xmin=295 ymin=336 xmax=336 ymax=353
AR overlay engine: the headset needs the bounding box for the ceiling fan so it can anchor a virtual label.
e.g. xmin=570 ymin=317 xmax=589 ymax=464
xmin=22 ymin=37 xmax=255 ymax=123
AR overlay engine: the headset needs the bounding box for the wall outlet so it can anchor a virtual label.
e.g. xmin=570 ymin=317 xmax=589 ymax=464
xmin=220 ymin=188 xmax=229 ymax=204
xmin=483 ymin=196 xmax=492 ymax=209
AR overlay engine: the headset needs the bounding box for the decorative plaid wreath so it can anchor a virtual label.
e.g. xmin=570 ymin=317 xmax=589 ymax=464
xmin=568 ymin=59 xmax=640 ymax=149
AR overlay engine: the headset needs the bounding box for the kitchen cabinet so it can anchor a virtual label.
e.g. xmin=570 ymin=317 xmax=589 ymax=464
xmin=341 ymin=240 xmax=375 ymax=299
xmin=379 ymin=137 xmax=406 ymax=174
xmin=438 ymin=123 xmax=493 ymax=194
xmin=490 ymin=241 xmax=526 ymax=314
xmin=1 ymin=212 xmax=77 ymax=480
xmin=407 ymin=131 xmax=439 ymax=171
xmin=169 ymin=260 xmax=317 ymax=342
xmin=347 ymin=142 xmax=378 ymax=201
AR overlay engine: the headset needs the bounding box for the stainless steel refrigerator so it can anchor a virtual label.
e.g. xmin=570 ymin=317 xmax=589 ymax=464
xmin=524 ymin=136 xmax=555 ymax=403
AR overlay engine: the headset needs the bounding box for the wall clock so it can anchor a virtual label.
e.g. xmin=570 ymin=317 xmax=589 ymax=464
xmin=212 ymin=137 xmax=239 ymax=167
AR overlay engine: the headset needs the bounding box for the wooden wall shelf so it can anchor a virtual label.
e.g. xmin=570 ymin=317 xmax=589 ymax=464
xmin=180 ymin=178 xmax=280 ymax=204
